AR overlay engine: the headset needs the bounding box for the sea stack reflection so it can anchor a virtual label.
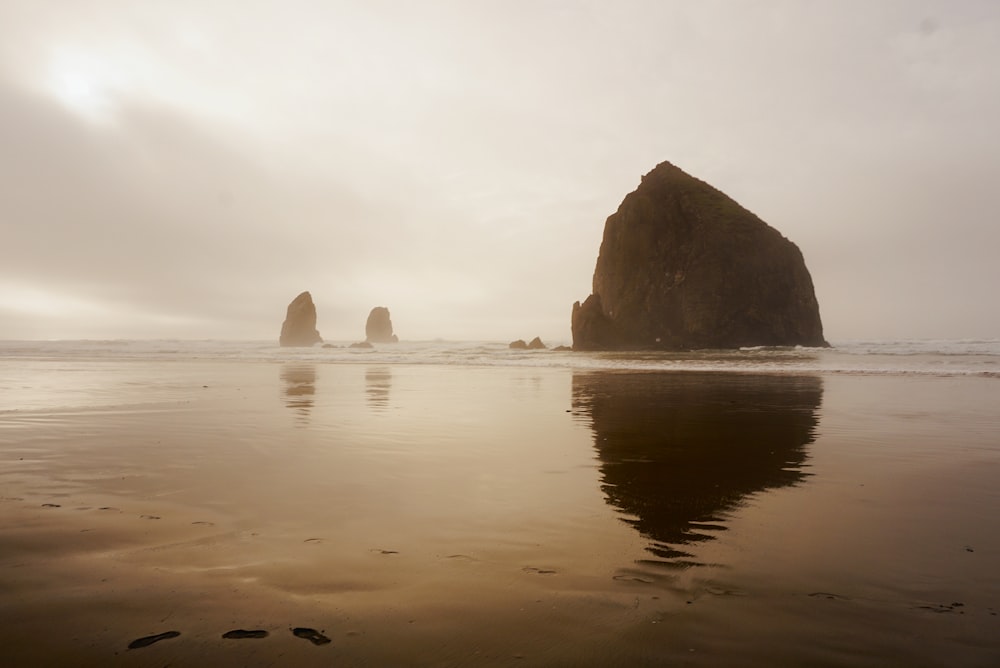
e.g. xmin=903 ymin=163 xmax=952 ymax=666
xmin=281 ymin=364 xmax=316 ymax=424
xmin=365 ymin=367 xmax=392 ymax=409
xmin=572 ymin=372 xmax=823 ymax=566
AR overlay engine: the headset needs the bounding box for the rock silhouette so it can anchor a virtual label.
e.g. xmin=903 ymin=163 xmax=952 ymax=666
xmin=279 ymin=291 xmax=322 ymax=347
xmin=509 ymin=337 xmax=546 ymax=350
xmin=572 ymin=161 xmax=827 ymax=350
xmin=365 ymin=306 xmax=398 ymax=343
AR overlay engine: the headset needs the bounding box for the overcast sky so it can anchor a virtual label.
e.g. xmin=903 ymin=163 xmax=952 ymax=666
xmin=1 ymin=1 xmax=998 ymax=343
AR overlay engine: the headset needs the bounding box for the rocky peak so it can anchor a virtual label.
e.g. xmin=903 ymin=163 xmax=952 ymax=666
xmin=279 ymin=291 xmax=323 ymax=347
xmin=572 ymin=161 xmax=827 ymax=350
xmin=365 ymin=306 xmax=398 ymax=343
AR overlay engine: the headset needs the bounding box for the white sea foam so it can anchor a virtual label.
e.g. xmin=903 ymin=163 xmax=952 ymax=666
xmin=1 ymin=338 xmax=998 ymax=377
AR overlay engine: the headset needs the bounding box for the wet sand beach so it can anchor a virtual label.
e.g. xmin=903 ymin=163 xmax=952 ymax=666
xmin=2 ymin=361 xmax=999 ymax=666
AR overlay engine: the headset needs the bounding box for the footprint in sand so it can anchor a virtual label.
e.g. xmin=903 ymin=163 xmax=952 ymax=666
xmin=292 ymin=627 xmax=331 ymax=645
xmin=808 ymin=592 xmax=851 ymax=601
xmin=916 ymin=602 xmax=966 ymax=614
xmin=613 ymin=574 xmax=654 ymax=584
xmin=127 ymin=631 xmax=181 ymax=649
xmin=223 ymin=629 xmax=269 ymax=639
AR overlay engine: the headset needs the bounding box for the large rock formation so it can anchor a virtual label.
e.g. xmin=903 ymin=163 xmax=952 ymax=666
xmin=572 ymin=161 xmax=827 ymax=350
xmin=279 ymin=291 xmax=323 ymax=347
xmin=365 ymin=306 xmax=398 ymax=343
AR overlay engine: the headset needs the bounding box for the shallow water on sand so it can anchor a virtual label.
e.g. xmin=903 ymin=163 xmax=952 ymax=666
xmin=1 ymin=361 xmax=999 ymax=666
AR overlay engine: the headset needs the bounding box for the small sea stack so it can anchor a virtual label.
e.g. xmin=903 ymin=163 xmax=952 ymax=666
xmin=365 ymin=307 xmax=398 ymax=343
xmin=279 ymin=291 xmax=323 ymax=347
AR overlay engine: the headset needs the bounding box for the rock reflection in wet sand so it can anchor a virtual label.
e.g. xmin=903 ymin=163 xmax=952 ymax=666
xmin=365 ymin=367 xmax=391 ymax=409
xmin=572 ymin=371 xmax=823 ymax=567
xmin=280 ymin=364 xmax=316 ymax=423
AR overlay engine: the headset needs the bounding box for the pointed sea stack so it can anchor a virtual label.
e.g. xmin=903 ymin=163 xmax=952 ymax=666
xmin=572 ymin=161 xmax=827 ymax=350
xmin=365 ymin=307 xmax=398 ymax=343
xmin=279 ymin=291 xmax=323 ymax=347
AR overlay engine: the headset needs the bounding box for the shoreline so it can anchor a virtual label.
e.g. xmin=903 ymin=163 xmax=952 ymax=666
xmin=2 ymin=338 xmax=998 ymax=379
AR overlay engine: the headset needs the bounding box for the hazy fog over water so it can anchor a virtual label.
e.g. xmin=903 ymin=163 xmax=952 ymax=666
xmin=2 ymin=1 xmax=998 ymax=342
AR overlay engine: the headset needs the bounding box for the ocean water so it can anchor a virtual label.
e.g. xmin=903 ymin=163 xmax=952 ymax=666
xmin=1 ymin=337 xmax=998 ymax=376
xmin=3 ymin=338 xmax=996 ymax=416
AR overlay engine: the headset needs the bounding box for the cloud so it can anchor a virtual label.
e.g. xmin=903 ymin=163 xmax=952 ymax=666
xmin=1 ymin=1 xmax=999 ymax=341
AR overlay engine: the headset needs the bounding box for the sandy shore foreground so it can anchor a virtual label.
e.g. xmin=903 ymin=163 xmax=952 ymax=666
xmin=1 ymin=361 xmax=998 ymax=666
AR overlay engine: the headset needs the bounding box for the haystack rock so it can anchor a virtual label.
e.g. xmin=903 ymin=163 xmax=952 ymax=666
xmin=279 ymin=291 xmax=323 ymax=347
xmin=572 ymin=162 xmax=828 ymax=350
xmin=365 ymin=307 xmax=398 ymax=343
